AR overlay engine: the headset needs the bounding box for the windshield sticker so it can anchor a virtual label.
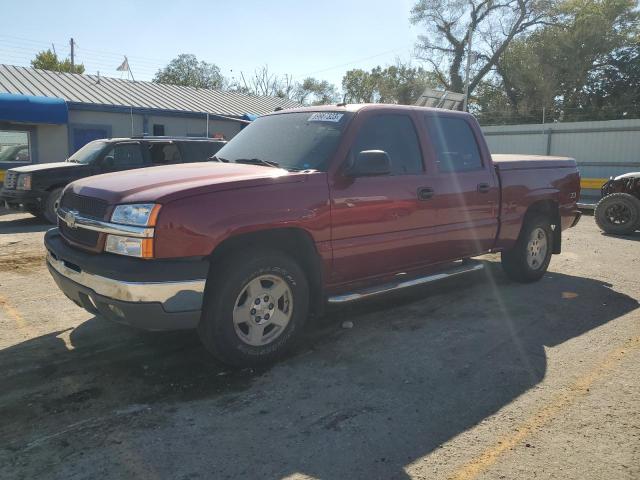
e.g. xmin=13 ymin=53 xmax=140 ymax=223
xmin=308 ymin=112 xmax=344 ymax=123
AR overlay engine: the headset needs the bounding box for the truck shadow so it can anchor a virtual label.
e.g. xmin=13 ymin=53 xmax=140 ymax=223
xmin=0 ymin=262 xmax=637 ymax=479
xmin=602 ymin=231 xmax=640 ymax=241
xmin=0 ymin=212 xmax=51 ymax=234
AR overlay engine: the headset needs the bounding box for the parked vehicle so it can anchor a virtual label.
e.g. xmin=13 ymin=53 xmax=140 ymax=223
xmin=0 ymin=136 xmax=226 ymax=223
xmin=0 ymin=144 xmax=30 ymax=163
xmin=594 ymin=172 xmax=640 ymax=235
xmin=45 ymin=104 xmax=581 ymax=366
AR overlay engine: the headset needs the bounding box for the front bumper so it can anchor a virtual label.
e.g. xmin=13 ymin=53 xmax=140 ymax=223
xmin=45 ymin=229 xmax=208 ymax=331
xmin=1 ymin=188 xmax=45 ymax=209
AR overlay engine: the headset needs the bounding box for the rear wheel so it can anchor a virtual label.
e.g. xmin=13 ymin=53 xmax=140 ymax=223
xmin=198 ymin=249 xmax=309 ymax=366
xmin=594 ymin=193 xmax=640 ymax=235
xmin=501 ymin=214 xmax=553 ymax=283
xmin=43 ymin=187 xmax=63 ymax=224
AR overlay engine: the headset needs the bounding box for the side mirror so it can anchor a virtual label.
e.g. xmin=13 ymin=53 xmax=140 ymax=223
xmin=344 ymin=150 xmax=391 ymax=177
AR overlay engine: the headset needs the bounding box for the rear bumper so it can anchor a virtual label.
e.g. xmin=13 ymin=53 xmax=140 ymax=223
xmin=45 ymin=229 xmax=208 ymax=331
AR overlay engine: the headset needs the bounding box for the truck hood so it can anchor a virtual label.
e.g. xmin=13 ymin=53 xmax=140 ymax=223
xmin=11 ymin=162 xmax=84 ymax=174
xmin=68 ymin=162 xmax=307 ymax=204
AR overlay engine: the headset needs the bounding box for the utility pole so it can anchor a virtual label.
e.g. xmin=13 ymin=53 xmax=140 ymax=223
xmin=462 ymin=26 xmax=473 ymax=112
xmin=70 ymin=38 xmax=75 ymax=70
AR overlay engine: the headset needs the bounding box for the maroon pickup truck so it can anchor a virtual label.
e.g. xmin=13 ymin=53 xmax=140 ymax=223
xmin=45 ymin=104 xmax=581 ymax=366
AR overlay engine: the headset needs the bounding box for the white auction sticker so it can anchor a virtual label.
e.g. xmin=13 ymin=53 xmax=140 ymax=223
xmin=308 ymin=112 xmax=344 ymax=122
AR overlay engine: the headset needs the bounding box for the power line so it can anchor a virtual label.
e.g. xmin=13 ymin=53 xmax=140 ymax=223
xmin=301 ymin=47 xmax=410 ymax=77
xmin=0 ymin=33 xmax=418 ymax=85
xmin=0 ymin=34 xmax=170 ymax=71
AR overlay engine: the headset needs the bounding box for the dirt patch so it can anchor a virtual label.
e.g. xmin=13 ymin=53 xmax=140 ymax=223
xmin=0 ymin=253 xmax=46 ymax=273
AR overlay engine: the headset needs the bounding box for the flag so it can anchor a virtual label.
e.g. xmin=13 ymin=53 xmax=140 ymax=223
xmin=116 ymin=57 xmax=129 ymax=72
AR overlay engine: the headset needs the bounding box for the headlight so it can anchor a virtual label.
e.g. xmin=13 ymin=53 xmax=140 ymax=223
xmin=106 ymin=203 xmax=160 ymax=258
xmin=16 ymin=174 xmax=32 ymax=190
xmin=110 ymin=203 xmax=160 ymax=226
xmin=105 ymin=234 xmax=154 ymax=258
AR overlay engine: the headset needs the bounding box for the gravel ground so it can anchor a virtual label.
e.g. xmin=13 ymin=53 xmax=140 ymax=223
xmin=0 ymin=208 xmax=638 ymax=480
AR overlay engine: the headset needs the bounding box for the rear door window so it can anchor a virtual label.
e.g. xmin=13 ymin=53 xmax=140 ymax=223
xmin=424 ymin=116 xmax=483 ymax=172
xmin=178 ymin=142 xmax=220 ymax=162
xmin=180 ymin=142 xmax=213 ymax=163
xmin=148 ymin=142 xmax=182 ymax=165
xmin=353 ymin=114 xmax=423 ymax=175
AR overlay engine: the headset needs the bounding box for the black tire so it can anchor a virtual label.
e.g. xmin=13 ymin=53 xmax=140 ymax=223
xmin=501 ymin=214 xmax=553 ymax=283
xmin=198 ymin=249 xmax=309 ymax=367
xmin=594 ymin=193 xmax=640 ymax=235
xmin=43 ymin=187 xmax=64 ymax=224
xmin=25 ymin=206 xmax=45 ymax=220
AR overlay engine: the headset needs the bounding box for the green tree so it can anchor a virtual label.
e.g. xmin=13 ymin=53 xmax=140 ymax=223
xmin=410 ymin=0 xmax=554 ymax=96
xmin=482 ymin=0 xmax=640 ymax=123
xmin=154 ymin=54 xmax=223 ymax=89
xmin=342 ymin=69 xmax=377 ymax=103
xmin=31 ymin=49 xmax=85 ymax=74
xmin=294 ymin=77 xmax=339 ymax=105
xmin=583 ymin=47 xmax=640 ymax=120
xmin=374 ymin=64 xmax=438 ymax=104
xmin=342 ymin=63 xmax=437 ymax=104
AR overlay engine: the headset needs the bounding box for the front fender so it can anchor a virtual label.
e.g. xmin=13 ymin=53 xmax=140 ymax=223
xmin=153 ymin=173 xmax=331 ymax=259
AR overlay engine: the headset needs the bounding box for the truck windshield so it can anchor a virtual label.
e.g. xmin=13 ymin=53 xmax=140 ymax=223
xmin=66 ymin=140 xmax=108 ymax=164
xmin=215 ymin=111 xmax=352 ymax=171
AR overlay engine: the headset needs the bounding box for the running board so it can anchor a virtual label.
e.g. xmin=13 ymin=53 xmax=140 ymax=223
xmin=327 ymin=261 xmax=484 ymax=304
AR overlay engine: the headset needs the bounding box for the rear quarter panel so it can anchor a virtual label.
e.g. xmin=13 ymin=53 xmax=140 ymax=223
xmin=496 ymin=166 xmax=580 ymax=249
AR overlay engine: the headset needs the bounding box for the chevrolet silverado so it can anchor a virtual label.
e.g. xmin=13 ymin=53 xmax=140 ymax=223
xmin=44 ymin=104 xmax=581 ymax=366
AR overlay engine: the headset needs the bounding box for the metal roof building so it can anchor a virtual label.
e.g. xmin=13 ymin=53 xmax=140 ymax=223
xmin=0 ymin=64 xmax=299 ymax=117
xmin=0 ymin=64 xmax=299 ymax=174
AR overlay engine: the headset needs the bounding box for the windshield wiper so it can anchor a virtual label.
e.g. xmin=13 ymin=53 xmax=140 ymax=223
xmin=234 ymin=158 xmax=281 ymax=168
xmin=210 ymin=155 xmax=229 ymax=162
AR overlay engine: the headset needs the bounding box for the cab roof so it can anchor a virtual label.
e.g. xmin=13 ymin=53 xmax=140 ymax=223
xmin=267 ymin=103 xmax=474 ymax=118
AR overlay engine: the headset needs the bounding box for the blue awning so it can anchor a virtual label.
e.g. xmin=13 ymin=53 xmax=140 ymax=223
xmin=0 ymin=93 xmax=68 ymax=124
xmin=242 ymin=113 xmax=259 ymax=121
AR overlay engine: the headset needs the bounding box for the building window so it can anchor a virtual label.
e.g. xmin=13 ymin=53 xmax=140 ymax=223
xmin=153 ymin=124 xmax=165 ymax=136
xmin=0 ymin=130 xmax=31 ymax=164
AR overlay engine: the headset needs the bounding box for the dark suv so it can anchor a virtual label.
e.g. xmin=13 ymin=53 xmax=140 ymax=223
xmin=0 ymin=136 xmax=226 ymax=223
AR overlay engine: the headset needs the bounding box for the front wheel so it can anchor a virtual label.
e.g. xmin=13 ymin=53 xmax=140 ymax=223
xmin=198 ymin=249 xmax=309 ymax=367
xmin=501 ymin=215 xmax=553 ymax=283
xmin=43 ymin=187 xmax=64 ymax=224
xmin=594 ymin=193 xmax=640 ymax=235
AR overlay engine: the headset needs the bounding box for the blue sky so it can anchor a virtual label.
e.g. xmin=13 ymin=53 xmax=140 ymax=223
xmin=1 ymin=0 xmax=422 ymax=88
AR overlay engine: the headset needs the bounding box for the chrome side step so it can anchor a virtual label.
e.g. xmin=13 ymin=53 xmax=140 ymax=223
xmin=327 ymin=261 xmax=484 ymax=304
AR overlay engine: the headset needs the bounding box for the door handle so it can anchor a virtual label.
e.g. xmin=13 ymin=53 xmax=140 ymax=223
xmin=477 ymin=183 xmax=490 ymax=193
xmin=417 ymin=187 xmax=434 ymax=201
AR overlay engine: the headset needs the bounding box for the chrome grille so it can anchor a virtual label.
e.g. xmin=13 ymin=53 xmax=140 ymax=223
xmin=60 ymin=222 xmax=100 ymax=247
xmin=60 ymin=192 xmax=108 ymax=219
xmin=3 ymin=170 xmax=18 ymax=189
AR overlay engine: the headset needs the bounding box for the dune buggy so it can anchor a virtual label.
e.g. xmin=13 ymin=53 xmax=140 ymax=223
xmin=595 ymin=172 xmax=640 ymax=235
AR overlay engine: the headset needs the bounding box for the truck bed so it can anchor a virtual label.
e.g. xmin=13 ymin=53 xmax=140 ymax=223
xmin=493 ymin=153 xmax=580 ymax=251
xmin=492 ymin=154 xmax=576 ymax=171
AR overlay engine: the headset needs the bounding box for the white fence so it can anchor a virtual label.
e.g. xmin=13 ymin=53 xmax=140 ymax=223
xmin=482 ymin=118 xmax=640 ymax=193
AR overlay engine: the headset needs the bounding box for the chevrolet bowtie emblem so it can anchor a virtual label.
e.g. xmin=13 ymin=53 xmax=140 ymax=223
xmin=65 ymin=210 xmax=79 ymax=229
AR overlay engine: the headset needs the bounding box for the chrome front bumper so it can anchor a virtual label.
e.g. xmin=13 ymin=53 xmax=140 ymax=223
xmin=45 ymin=227 xmax=208 ymax=330
xmin=47 ymin=252 xmax=206 ymax=312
